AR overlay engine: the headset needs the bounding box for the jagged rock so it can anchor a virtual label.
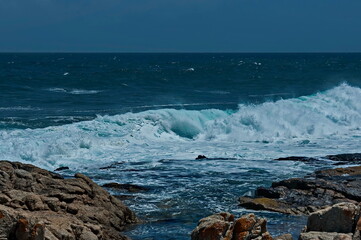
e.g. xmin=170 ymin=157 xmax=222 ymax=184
xmin=191 ymin=212 xmax=273 ymax=240
xmin=54 ymin=167 xmax=69 ymax=172
xmin=239 ymin=166 xmax=361 ymax=215
xmin=299 ymin=232 xmax=352 ymax=240
xmin=306 ymin=202 xmax=360 ymax=233
xmin=0 ymin=161 xmax=137 ymax=239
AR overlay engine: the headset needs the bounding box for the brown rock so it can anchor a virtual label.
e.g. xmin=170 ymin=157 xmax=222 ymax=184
xmin=307 ymin=202 xmax=360 ymax=233
xmin=191 ymin=212 xmax=273 ymax=240
xmin=274 ymin=234 xmax=293 ymax=240
xmin=239 ymin=165 xmax=361 ymax=215
xmin=191 ymin=212 xmax=234 ymax=240
xmin=299 ymin=232 xmax=352 ymax=240
xmin=0 ymin=160 xmax=138 ymax=240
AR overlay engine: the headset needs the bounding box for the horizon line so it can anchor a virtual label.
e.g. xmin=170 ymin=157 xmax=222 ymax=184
xmin=1 ymin=51 xmax=361 ymax=54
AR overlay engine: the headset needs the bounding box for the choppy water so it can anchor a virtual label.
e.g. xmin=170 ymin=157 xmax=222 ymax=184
xmin=1 ymin=53 xmax=361 ymax=239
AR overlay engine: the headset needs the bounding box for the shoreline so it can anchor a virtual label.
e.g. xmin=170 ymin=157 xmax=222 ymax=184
xmin=0 ymin=153 xmax=360 ymax=239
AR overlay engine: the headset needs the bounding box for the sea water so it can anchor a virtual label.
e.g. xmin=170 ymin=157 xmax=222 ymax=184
xmin=1 ymin=53 xmax=361 ymax=239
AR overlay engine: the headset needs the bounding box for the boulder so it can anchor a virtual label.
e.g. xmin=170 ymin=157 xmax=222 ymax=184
xmin=0 ymin=161 xmax=137 ymax=239
xmin=191 ymin=212 xmax=273 ymax=240
xmin=307 ymin=202 xmax=360 ymax=233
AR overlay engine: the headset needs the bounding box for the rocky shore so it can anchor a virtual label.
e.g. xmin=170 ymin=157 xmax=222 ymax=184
xmin=239 ymin=154 xmax=361 ymax=215
xmin=191 ymin=202 xmax=360 ymax=240
xmin=192 ymin=153 xmax=361 ymax=240
xmin=0 ymin=161 xmax=137 ymax=240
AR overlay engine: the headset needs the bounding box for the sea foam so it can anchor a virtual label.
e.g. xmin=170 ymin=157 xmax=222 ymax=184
xmin=1 ymin=83 xmax=360 ymax=170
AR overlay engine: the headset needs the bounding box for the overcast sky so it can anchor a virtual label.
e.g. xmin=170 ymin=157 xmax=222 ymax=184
xmin=1 ymin=0 xmax=361 ymax=52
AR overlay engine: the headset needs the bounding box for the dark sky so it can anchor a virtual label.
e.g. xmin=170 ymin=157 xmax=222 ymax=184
xmin=1 ymin=0 xmax=361 ymax=52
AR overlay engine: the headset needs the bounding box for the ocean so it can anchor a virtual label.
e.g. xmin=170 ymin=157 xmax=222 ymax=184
xmin=1 ymin=53 xmax=361 ymax=239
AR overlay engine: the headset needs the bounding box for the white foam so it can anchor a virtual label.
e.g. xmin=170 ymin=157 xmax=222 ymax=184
xmin=1 ymin=83 xmax=360 ymax=170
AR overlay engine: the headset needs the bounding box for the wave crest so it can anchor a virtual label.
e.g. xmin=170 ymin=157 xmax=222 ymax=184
xmin=1 ymin=83 xmax=360 ymax=168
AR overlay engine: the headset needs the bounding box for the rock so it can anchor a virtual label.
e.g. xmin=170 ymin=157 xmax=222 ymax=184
xmin=274 ymin=156 xmax=318 ymax=162
xmin=99 ymin=162 xmax=125 ymax=170
xmin=299 ymin=232 xmax=352 ymax=240
xmin=239 ymin=165 xmax=361 ymax=215
xmin=0 ymin=160 xmax=137 ymax=239
xmin=191 ymin=212 xmax=233 ymax=240
xmin=315 ymin=166 xmax=361 ymax=178
xmin=274 ymin=234 xmax=293 ymax=240
xmin=54 ymin=166 xmax=70 ymax=171
xmin=239 ymin=197 xmax=295 ymax=214
xmin=325 ymin=153 xmax=361 ymax=162
xmin=191 ymin=212 xmax=273 ymax=240
xmin=102 ymin=182 xmax=148 ymax=192
xmin=307 ymin=202 xmax=360 ymax=233
xmin=196 ymin=155 xmax=207 ymax=160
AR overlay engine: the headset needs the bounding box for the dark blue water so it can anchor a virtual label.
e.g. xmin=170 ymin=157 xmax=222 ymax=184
xmin=1 ymin=53 xmax=361 ymax=128
xmin=1 ymin=53 xmax=361 ymax=239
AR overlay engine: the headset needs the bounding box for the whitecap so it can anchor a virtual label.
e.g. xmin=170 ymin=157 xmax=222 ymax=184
xmin=1 ymin=83 xmax=360 ymax=170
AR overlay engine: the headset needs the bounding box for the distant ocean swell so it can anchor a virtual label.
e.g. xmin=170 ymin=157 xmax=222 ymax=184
xmin=0 ymin=83 xmax=360 ymax=169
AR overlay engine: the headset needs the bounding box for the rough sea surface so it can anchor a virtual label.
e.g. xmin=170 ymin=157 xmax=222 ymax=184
xmin=1 ymin=53 xmax=361 ymax=239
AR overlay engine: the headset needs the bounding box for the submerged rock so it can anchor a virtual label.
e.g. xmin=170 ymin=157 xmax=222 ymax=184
xmin=102 ymin=182 xmax=148 ymax=192
xmin=191 ymin=212 xmax=273 ymax=240
xmin=0 ymin=161 xmax=138 ymax=239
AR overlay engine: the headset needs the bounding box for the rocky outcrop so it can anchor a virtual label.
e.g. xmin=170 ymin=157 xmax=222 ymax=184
xmin=298 ymin=202 xmax=360 ymax=240
xmin=274 ymin=153 xmax=361 ymax=165
xmin=191 ymin=212 xmax=273 ymax=240
xmin=325 ymin=153 xmax=361 ymax=162
xmin=306 ymin=202 xmax=360 ymax=233
xmin=0 ymin=161 xmax=138 ymax=239
xmin=192 ymin=202 xmax=361 ymax=240
xmin=239 ymin=166 xmax=361 ymax=215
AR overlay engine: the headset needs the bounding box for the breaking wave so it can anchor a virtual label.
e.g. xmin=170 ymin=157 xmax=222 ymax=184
xmin=1 ymin=83 xmax=360 ymax=169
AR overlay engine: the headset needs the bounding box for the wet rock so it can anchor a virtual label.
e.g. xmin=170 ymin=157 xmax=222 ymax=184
xmin=239 ymin=197 xmax=295 ymax=214
xmin=99 ymin=162 xmax=125 ymax=170
xmin=299 ymin=232 xmax=352 ymax=240
xmin=191 ymin=212 xmax=234 ymax=240
xmin=315 ymin=166 xmax=361 ymax=178
xmin=54 ymin=166 xmax=70 ymax=171
xmin=0 ymin=160 xmax=137 ymax=239
xmin=274 ymin=156 xmax=318 ymax=162
xmin=191 ymin=212 xmax=273 ymax=240
xmin=114 ymin=195 xmax=136 ymax=201
xmin=306 ymin=202 xmax=360 ymax=233
xmin=239 ymin=165 xmax=361 ymax=215
xmin=103 ymin=182 xmax=148 ymax=192
xmin=274 ymin=234 xmax=293 ymax=240
xmin=325 ymin=153 xmax=361 ymax=162
xmin=196 ymin=155 xmax=207 ymax=160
